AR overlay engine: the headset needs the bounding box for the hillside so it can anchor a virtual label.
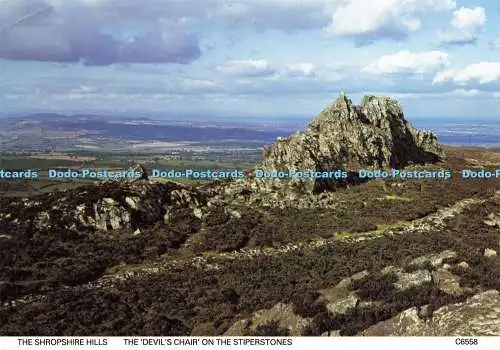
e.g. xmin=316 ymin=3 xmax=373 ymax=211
xmin=1 ymin=94 xmax=500 ymax=336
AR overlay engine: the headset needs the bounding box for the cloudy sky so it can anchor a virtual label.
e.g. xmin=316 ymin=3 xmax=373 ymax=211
xmin=1 ymin=0 xmax=499 ymax=119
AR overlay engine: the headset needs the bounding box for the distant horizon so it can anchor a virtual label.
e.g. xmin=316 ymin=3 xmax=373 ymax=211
xmin=2 ymin=107 xmax=500 ymax=150
xmin=1 ymin=109 xmax=499 ymax=124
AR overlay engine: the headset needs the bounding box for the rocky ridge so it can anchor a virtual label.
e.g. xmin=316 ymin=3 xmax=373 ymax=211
xmin=0 ymin=181 xmax=207 ymax=234
xmin=361 ymin=290 xmax=500 ymax=336
xmin=216 ymin=93 xmax=444 ymax=204
xmin=220 ymin=247 xmax=487 ymax=336
xmin=262 ymin=93 xmax=443 ymax=173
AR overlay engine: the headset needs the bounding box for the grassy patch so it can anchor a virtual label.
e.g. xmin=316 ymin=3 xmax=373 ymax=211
xmin=375 ymin=220 xmax=412 ymax=232
xmin=333 ymin=231 xmax=354 ymax=240
xmin=383 ymin=195 xmax=412 ymax=201
xmin=310 ymin=237 xmax=326 ymax=244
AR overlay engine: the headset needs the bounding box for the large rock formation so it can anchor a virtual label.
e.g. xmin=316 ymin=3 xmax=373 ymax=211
xmin=258 ymin=93 xmax=443 ymax=193
xmin=361 ymin=290 xmax=500 ymax=336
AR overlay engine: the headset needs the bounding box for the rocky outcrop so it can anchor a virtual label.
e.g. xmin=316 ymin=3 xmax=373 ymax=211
xmin=317 ymin=270 xmax=369 ymax=316
xmin=407 ymin=250 xmax=458 ymax=269
xmin=224 ymin=303 xmax=311 ymax=336
xmin=484 ymin=248 xmax=497 ymax=258
xmin=0 ymin=180 xmax=206 ymax=234
xmin=304 ymin=249 xmax=477 ymax=336
xmin=211 ymin=93 xmax=443 ymax=204
xmin=193 ymin=92 xmax=446 ymax=209
xmin=381 ymin=266 xmax=432 ymax=291
xmin=257 ymin=93 xmax=443 ymax=193
xmin=361 ymin=290 xmax=500 ymax=336
xmin=484 ymin=213 xmax=500 ymax=228
xmin=263 ymin=93 xmax=442 ymax=170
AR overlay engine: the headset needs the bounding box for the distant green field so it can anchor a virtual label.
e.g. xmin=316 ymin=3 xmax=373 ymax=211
xmin=0 ymin=151 xmax=259 ymax=196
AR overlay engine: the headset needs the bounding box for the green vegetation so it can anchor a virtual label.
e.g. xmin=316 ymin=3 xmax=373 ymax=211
xmin=384 ymin=195 xmax=412 ymax=201
xmin=0 ymin=151 xmax=258 ymax=195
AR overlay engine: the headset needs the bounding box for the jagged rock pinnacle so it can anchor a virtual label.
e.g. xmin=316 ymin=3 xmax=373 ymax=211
xmin=259 ymin=93 xmax=444 ymax=193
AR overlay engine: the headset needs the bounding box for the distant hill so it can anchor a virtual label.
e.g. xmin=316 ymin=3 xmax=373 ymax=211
xmin=0 ymin=113 xmax=286 ymax=152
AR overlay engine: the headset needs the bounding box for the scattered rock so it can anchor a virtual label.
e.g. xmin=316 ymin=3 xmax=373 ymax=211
xmin=418 ymin=305 xmax=431 ymax=319
xmin=0 ymin=181 xmax=207 ymax=234
xmin=395 ymin=270 xmax=432 ymax=291
xmin=325 ymin=291 xmax=359 ymax=316
xmin=224 ymin=303 xmax=311 ymax=336
xmin=125 ymin=196 xmax=141 ymax=210
xmin=163 ymin=209 xmax=172 ymax=224
xmin=321 ymin=330 xmax=341 ymax=336
xmin=190 ymin=322 xmax=218 ymax=336
xmin=193 ymin=208 xmax=203 ymax=219
xmin=361 ymin=290 xmax=500 ymax=336
xmin=361 ymin=307 xmax=426 ymax=336
xmin=484 ymin=213 xmax=500 ymax=228
xmin=33 ymin=211 xmax=50 ymax=230
xmin=0 ymin=213 xmax=12 ymax=219
xmin=484 ymin=248 xmax=497 ymax=258
xmin=94 ymin=198 xmax=131 ymax=231
xmin=318 ymin=271 xmax=369 ymax=316
xmin=431 ymin=268 xmax=464 ymax=296
xmin=227 ymin=208 xmax=241 ymax=219
xmin=408 ymin=250 xmax=457 ymax=270
xmin=382 ymin=266 xmax=432 ymax=291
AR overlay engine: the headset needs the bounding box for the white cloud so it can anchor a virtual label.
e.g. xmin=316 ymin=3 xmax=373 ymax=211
xmin=4 ymin=94 xmax=22 ymax=100
xmin=215 ymin=61 xmax=316 ymax=80
xmin=439 ymin=7 xmax=486 ymax=46
xmin=361 ymin=50 xmax=450 ymax=75
xmin=283 ymin=63 xmax=316 ymax=77
xmin=325 ymin=0 xmax=456 ymax=39
xmin=446 ymin=88 xmax=482 ymax=97
xmin=70 ymin=85 xmax=100 ymax=93
xmin=433 ymin=62 xmax=500 ymax=85
xmin=363 ymin=89 xmax=494 ymax=99
xmin=491 ymin=37 xmax=500 ymax=49
xmin=180 ymin=79 xmax=220 ymax=93
xmin=0 ymin=0 xmax=203 ymax=65
xmin=216 ymin=60 xmax=276 ymax=77
xmin=450 ymin=7 xmax=486 ymax=29
xmin=183 ymin=79 xmax=217 ymax=87
xmin=361 ymin=92 xmax=422 ymax=99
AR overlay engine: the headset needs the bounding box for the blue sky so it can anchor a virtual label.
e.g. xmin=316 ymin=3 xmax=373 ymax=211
xmin=1 ymin=0 xmax=500 ymax=120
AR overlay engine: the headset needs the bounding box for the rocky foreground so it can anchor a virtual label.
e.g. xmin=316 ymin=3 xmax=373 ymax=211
xmin=1 ymin=94 xmax=500 ymax=336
